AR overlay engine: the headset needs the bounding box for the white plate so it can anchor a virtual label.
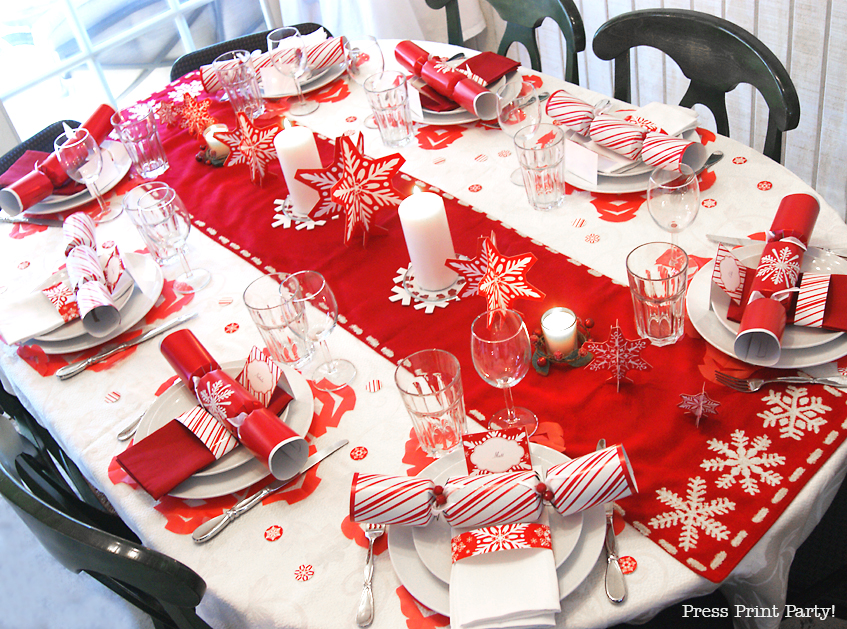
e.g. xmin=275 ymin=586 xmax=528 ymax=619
xmin=25 ymin=252 xmax=163 ymax=355
xmin=25 ymin=141 xmax=132 ymax=215
xmin=135 ymin=360 xmax=313 ymax=479
xmin=387 ymin=443 xmax=606 ymax=616
xmin=710 ymin=245 xmax=846 ymax=350
xmin=688 ymin=258 xmax=847 ymax=368
xmin=261 ymin=62 xmax=345 ymax=98
xmin=411 ymin=449 xmax=584 ymax=583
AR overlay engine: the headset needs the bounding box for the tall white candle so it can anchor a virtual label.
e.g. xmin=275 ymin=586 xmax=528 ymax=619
xmin=273 ymin=125 xmax=321 ymax=217
xmin=541 ymin=307 xmax=577 ymax=355
xmin=397 ymin=191 xmax=458 ymax=291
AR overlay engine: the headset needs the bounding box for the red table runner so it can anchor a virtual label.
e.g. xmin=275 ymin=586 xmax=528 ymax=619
xmin=133 ymin=72 xmax=847 ymax=583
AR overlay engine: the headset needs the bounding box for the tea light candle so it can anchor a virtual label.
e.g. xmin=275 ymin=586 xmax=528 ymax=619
xmin=541 ymin=307 xmax=577 ymax=355
xmin=397 ymin=190 xmax=458 ymax=291
xmin=273 ymin=123 xmax=321 ymax=217
xmin=203 ymin=124 xmax=230 ymax=160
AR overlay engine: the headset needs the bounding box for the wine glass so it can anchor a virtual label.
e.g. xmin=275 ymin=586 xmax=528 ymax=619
xmin=497 ymin=78 xmax=542 ymax=186
xmin=136 ymin=185 xmax=211 ymax=295
xmin=53 ymin=127 xmax=118 ymax=221
xmin=470 ymin=308 xmax=538 ymax=435
xmin=344 ymin=35 xmax=384 ymax=129
xmin=267 ymin=27 xmax=319 ymax=116
xmin=646 ymin=164 xmax=700 ymax=246
xmin=280 ymin=270 xmax=356 ymax=391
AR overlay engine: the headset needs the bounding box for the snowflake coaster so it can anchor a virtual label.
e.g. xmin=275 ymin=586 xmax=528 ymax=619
xmin=583 ymin=323 xmax=651 ymax=392
xmin=295 ymin=133 xmax=365 ymax=220
xmin=178 ymin=94 xmax=217 ymax=137
xmin=215 ymin=112 xmax=280 ymax=184
xmin=679 ymin=383 xmax=720 ymax=427
xmin=389 ymin=264 xmax=463 ymax=314
xmin=446 ymin=232 xmax=545 ymax=311
xmin=329 ymin=134 xmax=405 ymax=246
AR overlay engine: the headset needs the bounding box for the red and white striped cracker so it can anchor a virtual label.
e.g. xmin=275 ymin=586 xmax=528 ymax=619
xmin=63 ymin=212 xmax=96 ymax=256
xmin=545 ymin=90 xmax=594 ymax=136
xmin=200 ymin=37 xmax=345 ymax=93
xmin=640 ymin=131 xmax=705 ymax=173
xmin=66 ymin=245 xmax=105 ymax=288
xmin=75 ymin=281 xmax=121 ymax=338
xmin=546 ymin=444 xmax=638 ymax=516
xmin=442 ymin=470 xmax=543 ymax=528
xmin=794 ymin=273 xmax=831 ymax=328
xmin=350 ymin=473 xmax=435 ymax=526
xmin=588 ymin=114 xmax=645 ymax=161
xmin=175 ymin=405 xmax=238 ymax=459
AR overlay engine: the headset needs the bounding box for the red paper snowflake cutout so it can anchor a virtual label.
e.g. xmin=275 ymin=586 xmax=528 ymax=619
xmin=178 ymin=94 xmax=216 ymax=137
xmin=264 ymin=525 xmax=283 ymax=541
xmin=215 ymin=112 xmax=280 ymax=183
xmin=584 ymin=324 xmax=651 ymax=391
xmin=477 ymin=237 xmax=545 ymax=311
xmin=679 ymin=383 xmax=720 ymax=427
xmin=156 ymin=100 xmax=183 ymax=126
xmin=294 ymin=564 xmax=314 ymax=581
xmin=329 ymin=134 xmax=405 ymax=245
xmin=295 ymin=133 xmax=365 ymax=219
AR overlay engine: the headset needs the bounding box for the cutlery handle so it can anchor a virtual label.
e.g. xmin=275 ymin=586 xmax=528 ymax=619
xmin=191 ymin=510 xmax=237 ymax=543
xmin=357 ymin=540 xmax=376 ymax=627
xmin=774 ymin=377 xmax=846 ymax=387
xmin=605 ymin=555 xmax=627 ymax=603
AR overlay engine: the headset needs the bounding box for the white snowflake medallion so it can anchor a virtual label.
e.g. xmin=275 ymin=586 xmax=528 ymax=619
xmin=649 ymin=477 xmax=735 ymax=552
xmin=198 ymin=380 xmax=235 ymax=423
xmin=757 ymin=385 xmax=830 ymax=440
xmin=700 ymin=430 xmax=785 ymax=495
xmin=755 ymin=246 xmax=800 ymax=288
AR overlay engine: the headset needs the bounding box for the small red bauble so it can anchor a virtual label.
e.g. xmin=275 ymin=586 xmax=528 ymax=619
xmin=543 ymin=490 xmax=554 ymax=501
xmin=433 ymin=485 xmax=444 ymax=495
xmin=535 ymin=482 xmax=547 ymax=493
xmin=435 ymin=494 xmax=447 ymax=506
xmin=584 ymin=318 xmax=595 ymax=329
xmin=537 ymin=356 xmax=547 ymax=367
xmin=553 ymin=351 xmax=564 ymax=360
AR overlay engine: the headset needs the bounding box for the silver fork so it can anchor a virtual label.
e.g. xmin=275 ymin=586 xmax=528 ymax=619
xmin=715 ymin=371 xmax=847 ymax=393
xmin=356 ymin=523 xmax=385 ymax=627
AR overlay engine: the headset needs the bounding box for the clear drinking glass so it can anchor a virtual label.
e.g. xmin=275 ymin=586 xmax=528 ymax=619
xmin=470 ymin=308 xmax=538 ymax=435
xmin=280 ymin=270 xmax=356 ymax=391
xmin=513 ymin=123 xmax=567 ymax=212
xmin=212 ymin=50 xmax=265 ymax=119
xmin=363 ymin=71 xmax=414 ymax=148
xmin=53 ymin=127 xmax=116 ymax=220
xmin=646 ymin=164 xmax=700 ymax=246
xmin=497 ymin=78 xmax=542 ymax=185
xmin=626 ymin=242 xmax=689 ymax=346
xmin=267 ymin=27 xmax=319 ymax=116
xmin=136 ymin=185 xmax=211 ymax=295
xmin=122 ymin=181 xmax=178 ymax=265
xmin=344 ymin=35 xmax=384 ymax=129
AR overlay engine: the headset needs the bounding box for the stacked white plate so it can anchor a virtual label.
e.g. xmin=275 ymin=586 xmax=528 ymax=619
xmin=262 ymin=62 xmax=346 ymax=98
xmin=687 ymin=244 xmax=847 ymax=368
xmin=387 ymin=443 xmax=606 ymax=615
xmin=134 ymin=361 xmax=314 ymax=499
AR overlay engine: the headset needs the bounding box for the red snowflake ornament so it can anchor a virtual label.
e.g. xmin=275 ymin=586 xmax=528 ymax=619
xmin=445 ymin=232 xmax=496 ymax=299
xmin=214 ymin=112 xmax=280 ymax=184
xmin=679 ymin=383 xmax=720 ymax=427
xmin=295 ymin=133 xmax=365 ymax=219
xmin=178 ymin=94 xmax=216 ymax=137
xmin=329 ymin=134 xmax=405 ymax=245
xmin=583 ymin=323 xmax=651 ymax=391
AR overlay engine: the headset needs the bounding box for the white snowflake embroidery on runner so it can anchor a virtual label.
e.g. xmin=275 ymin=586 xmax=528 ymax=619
xmin=700 ymin=430 xmax=785 ymax=495
xmin=169 ymin=80 xmax=203 ymax=101
xmin=758 ymin=386 xmax=831 ymax=440
xmin=198 ymin=380 xmax=235 ymax=423
xmin=755 ymin=246 xmax=801 ymax=287
xmin=649 ymin=477 xmax=735 ymax=552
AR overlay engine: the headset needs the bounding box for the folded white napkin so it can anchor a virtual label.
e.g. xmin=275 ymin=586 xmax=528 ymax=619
xmin=449 ymin=515 xmax=560 ymax=629
xmin=629 ymin=102 xmax=698 ymax=136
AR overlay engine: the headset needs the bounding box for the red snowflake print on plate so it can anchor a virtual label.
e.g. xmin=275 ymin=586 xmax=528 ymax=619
xmin=757 ymin=181 xmax=773 ymax=191
xmin=224 ymin=322 xmax=239 ymax=334
xmin=294 ymin=564 xmax=314 ymax=581
xmin=264 ymin=525 xmax=283 ymax=541
xmin=350 ymin=446 xmax=368 ymax=460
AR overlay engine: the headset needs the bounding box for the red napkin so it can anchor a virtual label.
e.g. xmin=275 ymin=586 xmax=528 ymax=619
xmin=116 ymin=420 xmax=216 ymax=500
xmin=0 ymin=151 xmax=85 ymax=195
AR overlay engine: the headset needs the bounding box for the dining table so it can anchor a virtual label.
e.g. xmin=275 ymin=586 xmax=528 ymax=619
xmin=1 ymin=38 xmax=847 ymax=629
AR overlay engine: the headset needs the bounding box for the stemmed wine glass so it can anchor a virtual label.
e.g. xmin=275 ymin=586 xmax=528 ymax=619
xmin=53 ymin=127 xmax=117 ymax=221
xmin=267 ymin=27 xmax=318 ymax=116
xmin=470 ymin=308 xmax=538 ymax=435
xmin=497 ymin=78 xmax=542 ymax=186
xmin=344 ymin=35 xmax=384 ymax=129
xmin=280 ymin=270 xmax=356 ymax=391
xmin=646 ymin=164 xmax=700 ymax=246
xmin=136 ymin=185 xmax=211 ymax=295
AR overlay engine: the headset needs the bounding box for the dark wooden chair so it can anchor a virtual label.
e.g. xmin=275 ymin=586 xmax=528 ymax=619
xmin=592 ymin=9 xmax=800 ymax=163
xmin=169 ymin=23 xmax=329 ymax=81
xmin=482 ymin=0 xmax=585 ymax=84
xmin=0 ymin=415 xmax=212 ymax=629
xmin=0 ymin=120 xmax=80 ymax=176
xmin=425 ymin=0 xmax=465 ymax=46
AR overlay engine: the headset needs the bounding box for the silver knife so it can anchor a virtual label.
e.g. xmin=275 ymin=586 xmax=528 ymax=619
xmin=55 ymin=312 xmax=197 ymax=380
xmin=707 ymin=234 xmax=847 ymax=257
xmin=597 ymin=438 xmax=627 ymax=603
xmin=192 ymin=439 xmax=349 ymax=543
xmin=0 ymin=215 xmax=64 ymax=227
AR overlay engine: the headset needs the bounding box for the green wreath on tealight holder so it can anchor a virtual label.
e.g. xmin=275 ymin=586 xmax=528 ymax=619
xmin=531 ymin=316 xmax=594 ymax=376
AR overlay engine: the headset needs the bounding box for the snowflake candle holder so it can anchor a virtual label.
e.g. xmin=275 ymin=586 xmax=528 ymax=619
xmin=402 ymin=264 xmax=466 ymax=303
xmin=531 ymin=316 xmax=594 ymax=375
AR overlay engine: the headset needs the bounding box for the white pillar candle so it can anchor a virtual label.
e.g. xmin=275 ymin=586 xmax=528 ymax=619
xmin=541 ymin=307 xmax=577 ymax=355
xmin=273 ymin=125 xmax=322 ymax=217
xmin=203 ymin=124 xmax=230 ymax=161
xmin=397 ymin=191 xmax=458 ymax=291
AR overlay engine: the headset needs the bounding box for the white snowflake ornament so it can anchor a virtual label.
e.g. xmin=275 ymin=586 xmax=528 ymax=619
xmin=584 ymin=323 xmax=651 ymax=392
xmin=215 ymin=112 xmax=280 ymax=183
xmin=679 ymin=383 xmax=720 ymax=427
